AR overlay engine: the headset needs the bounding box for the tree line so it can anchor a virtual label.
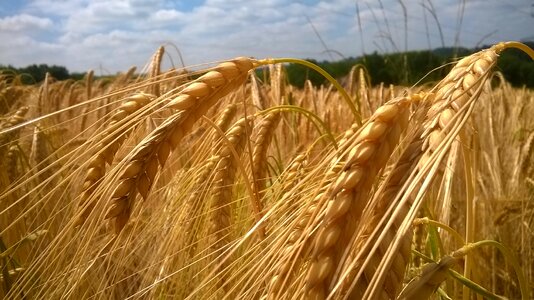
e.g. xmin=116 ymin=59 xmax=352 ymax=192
xmin=0 ymin=64 xmax=85 ymax=84
xmin=2 ymin=42 xmax=534 ymax=88
xmin=283 ymin=41 xmax=534 ymax=88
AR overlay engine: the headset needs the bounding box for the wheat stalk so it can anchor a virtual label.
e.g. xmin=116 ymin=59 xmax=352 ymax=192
xmin=397 ymin=255 xmax=458 ymax=300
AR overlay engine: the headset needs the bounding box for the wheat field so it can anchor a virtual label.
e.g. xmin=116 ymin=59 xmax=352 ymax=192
xmin=0 ymin=41 xmax=533 ymax=299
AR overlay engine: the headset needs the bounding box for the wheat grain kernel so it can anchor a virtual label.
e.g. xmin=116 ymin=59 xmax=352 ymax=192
xmin=112 ymin=178 xmax=135 ymax=198
xmin=169 ymin=94 xmax=196 ymax=110
xmin=361 ymin=121 xmax=388 ymax=140
xmin=121 ymin=161 xmax=143 ymax=178
xmin=462 ymin=73 xmax=478 ymax=91
xmin=216 ymin=62 xmax=240 ymax=78
xmin=374 ymin=104 xmax=399 ymax=122
xmin=182 ymin=82 xmax=211 ymax=97
xmin=138 ymin=174 xmax=151 ymax=199
xmin=307 ymin=255 xmax=334 ymax=286
xmin=200 ymin=71 xmax=226 ymax=87
xmin=347 ymin=141 xmax=377 ymax=165
xmin=157 ymin=142 xmax=172 ymax=165
xmin=438 ymin=108 xmax=455 ymax=129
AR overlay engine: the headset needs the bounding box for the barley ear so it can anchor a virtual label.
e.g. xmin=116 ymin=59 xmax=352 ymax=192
xmin=75 ymin=93 xmax=153 ymax=227
xmin=209 ymin=117 xmax=253 ymax=293
xmin=304 ymin=95 xmax=416 ymax=299
xmin=251 ymin=111 xmax=281 ymax=201
xmin=106 ymin=57 xmax=256 ymax=233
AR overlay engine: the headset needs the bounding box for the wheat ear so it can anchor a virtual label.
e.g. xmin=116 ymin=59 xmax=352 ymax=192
xmin=268 ymin=104 xmax=399 ymax=298
xmin=350 ymin=46 xmax=501 ymax=300
xmin=151 ymin=46 xmax=164 ymax=97
xmin=280 ymin=152 xmax=308 ymax=195
xmin=304 ymin=95 xmax=414 ymax=299
xmin=209 ymin=116 xmax=253 ymax=293
xmin=1 ymin=106 xmax=28 ymax=188
xmin=75 ymin=93 xmax=153 ymax=226
xmin=106 ymin=57 xmax=255 ymax=233
xmin=251 ymin=111 xmax=281 ymax=201
xmin=0 ymin=84 xmax=23 ymax=115
xmin=341 ymin=134 xmax=427 ymax=299
xmin=268 ymin=163 xmax=342 ymax=299
xmin=181 ymin=103 xmax=239 ymax=254
xmin=85 ymin=70 xmax=93 ymax=100
xmin=6 ymin=144 xmax=22 ymax=183
xmin=0 ymin=86 xmax=17 ymax=115
xmin=215 ymin=103 xmax=238 ymax=133
xmin=418 ymin=47 xmax=500 ymax=170
xmin=0 ymin=106 xmax=28 ymax=152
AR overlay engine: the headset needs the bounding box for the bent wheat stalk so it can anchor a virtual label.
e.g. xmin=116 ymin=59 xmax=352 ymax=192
xmin=397 ymin=255 xmax=459 ymax=300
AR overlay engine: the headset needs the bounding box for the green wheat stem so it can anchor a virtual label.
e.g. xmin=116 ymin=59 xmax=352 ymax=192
xmin=256 ymin=58 xmax=361 ymax=124
xmin=256 ymin=105 xmax=338 ymax=149
xmin=453 ymin=240 xmax=528 ymax=300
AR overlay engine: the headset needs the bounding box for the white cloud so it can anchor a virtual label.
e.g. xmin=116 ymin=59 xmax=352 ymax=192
xmin=0 ymin=14 xmax=53 ymax=31
xmin=0 ymin=34 xmax=63 ymax=68
xmin=1 ymin=0 xmax=532 ymax=72
xmin=150 ymin=9 xmax=186 ymax=23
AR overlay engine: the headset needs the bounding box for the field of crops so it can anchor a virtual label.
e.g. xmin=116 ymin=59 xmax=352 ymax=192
xmin=1 ymin=42 xmax=533 ymax=299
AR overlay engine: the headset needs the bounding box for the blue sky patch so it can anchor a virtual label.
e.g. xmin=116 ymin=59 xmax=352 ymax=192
xmin=0 ymin=0 xmax=532 ymax=72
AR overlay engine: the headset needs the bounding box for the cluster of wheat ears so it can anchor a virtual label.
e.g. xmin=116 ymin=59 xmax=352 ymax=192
xmin=1 ymin=41 xmax=534 ymax=299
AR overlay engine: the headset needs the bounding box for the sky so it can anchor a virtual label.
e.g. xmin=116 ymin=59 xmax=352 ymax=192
xmin=0 ymin=0 xmax=533 ymax=74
